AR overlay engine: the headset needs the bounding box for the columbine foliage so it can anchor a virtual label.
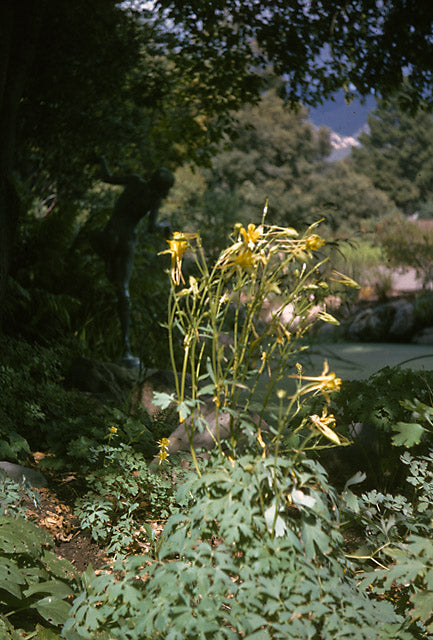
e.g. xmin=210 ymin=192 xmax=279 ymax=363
xmin=65 ymin=452 xmax=409 ymax=639
xmin=342 ymin=450 xmax=433 ymax=635
xmin=0 ymin=476 xmax=39 ymax=518
xmin=326 ymin=365 xmax=433 ymax=490
xmin=63 ymin=217 xmax=433 ymax=638
xmin=65 ymin=217 xmax=398 ymax=639
xmin=74 ymin=443 xmax=181 ymax=554
xmin=0 ymin=515 xmax=77 ymax=631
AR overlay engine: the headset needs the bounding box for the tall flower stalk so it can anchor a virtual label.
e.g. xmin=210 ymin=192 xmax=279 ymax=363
xmin=158 ymin=209 xmax=356 ymax=475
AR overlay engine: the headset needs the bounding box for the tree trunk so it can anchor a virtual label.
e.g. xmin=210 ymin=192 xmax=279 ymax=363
xmin=0 ymin=1 xmax=42 ymax=328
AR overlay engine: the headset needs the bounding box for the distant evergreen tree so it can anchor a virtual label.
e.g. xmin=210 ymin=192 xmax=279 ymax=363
xmin=351 ymin=91 xmax=433 ymax=215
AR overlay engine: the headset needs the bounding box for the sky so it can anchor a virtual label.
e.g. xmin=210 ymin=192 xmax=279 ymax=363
xmin=309 ymin=88 xmax=377 ymax=137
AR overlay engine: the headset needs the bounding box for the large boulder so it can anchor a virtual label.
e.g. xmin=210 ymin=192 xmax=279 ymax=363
xmin=130 ymin=369 xmax=191 ymax=417
xmin=389 ymin=300 xmax=415 ymax=337
xmin=0 ymin=461 xmax=47 ymax=488
xmin=149 ymin=399 xmax=266 ymax=469
xmin=347 ymin=299 xmax=415 ymax=342
xmin=347 ymin=305 xmax=393 ymax=341
xmin=412 ymin=326 xmax=433 ymax=344
xmin=134 ymin=370 xmax=267 ymax=468
xmin=66 ymin=356 xmax=139 ymax=403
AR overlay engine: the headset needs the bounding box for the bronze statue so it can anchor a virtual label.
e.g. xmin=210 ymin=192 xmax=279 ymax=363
xmin=92 ymin=157 xmax=174 ymax=367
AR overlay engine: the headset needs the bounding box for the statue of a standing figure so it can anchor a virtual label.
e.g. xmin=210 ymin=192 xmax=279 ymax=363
xmin=92 ymin=157 xmax=174 ymax=368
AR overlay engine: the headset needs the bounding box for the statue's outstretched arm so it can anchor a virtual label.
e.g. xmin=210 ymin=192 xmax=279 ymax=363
xmin=98 ymin=156 xmax=130 ymax=186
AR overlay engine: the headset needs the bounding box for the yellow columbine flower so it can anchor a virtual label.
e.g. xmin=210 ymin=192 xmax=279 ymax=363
xmin=220 ymin=247 xmax=256 ymax=271
xmin=240 ymin=223 xmax=263 ymax=249
xmin=304 ymin=234 xmax=325 ymax=252
xmin=290 ymin=360 xmax=342 ymax=401
xmin=256 ymin=428 xmax=266 ymax=458
xmin=109 ymin=426 xmax=118 ymax=434
xmin=157 ymin=437 xmax=170 ymax=465
xmin=157 ymin=449 xmax=169 ymax=464
xmin=234 ymin=248 xmax=255 ymax=269
xmin=159 ymin=232 xmax=196 ymax=285
xmin=309 ymin=407 xmax=341 ymax=445
xmin=317 ymin=309 xmax=340 ymax=325
xmin=189 ymin=275 xmax=199 ymax=296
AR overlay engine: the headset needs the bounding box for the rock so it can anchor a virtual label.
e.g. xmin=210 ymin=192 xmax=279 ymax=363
xmin=347 ymin=299 xmax=415 ymax=342
xmin=389 ymin=301 xmax=415 ymax=338
xmin=133 ymin=369 xmax=265 ymax=467
xmin=315 ymin=321 xmax=342 ymax=342
xmin=0 ymin=461 xmax=47 ymax=488
xmin=130 ymin=369 xmax=191 ymax=417
xmin=347 ymin=305 xmax=391 ymax=341
xmin=149 ymin=394 xmax=267 ymax=469
xmin=412 ymin=326 xmax=433 ymax=344
xmin=66 ymin=356 xmax=139 ymax=402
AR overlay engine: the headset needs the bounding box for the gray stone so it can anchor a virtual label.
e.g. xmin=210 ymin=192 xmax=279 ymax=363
xmin=347 ymin=306 xmax=392 ymax=341
xmin=412 ymin=326 xmax=433 ymax=345
xmin=389 ymin=301 xmax=415 ymax=337
xmin=66 ymin=356 xmax=139 ymax=402
xmin=130 ymin=369 xmax=191 ymax=417
xmin=0 ymin=462 xmax=47 ymax=488
xmin=149 ymin=395 xmax=267 ymax=469
xmin=347 ymin=299 xmax=415 ymax=342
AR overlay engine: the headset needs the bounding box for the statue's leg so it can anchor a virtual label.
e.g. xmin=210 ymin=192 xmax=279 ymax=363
xmin=114 ymin=243 xmax=139 ymax=367
xmin=91 ymin=229 xmax=111 ymax=262
xmin=117 ymin=282 xmax=132 ymax=356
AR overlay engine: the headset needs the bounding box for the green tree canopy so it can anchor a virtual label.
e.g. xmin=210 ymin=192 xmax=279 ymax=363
xmin=207 ymin=90 xmax=332 ymax=225
xmin=299 ymin=162 xmax=399 ymax=235
xmin=152 ymin=0 xmax=433 ymax=109
xmin=165 ymin=91 xmax=396 ymax=243
xmin=3 ymin=0 xmax=433 ymax=319
xmin=162 ymin=90 xmax=331 ymax=247
xmin=351 ymin=92 xmax=433 ymax=215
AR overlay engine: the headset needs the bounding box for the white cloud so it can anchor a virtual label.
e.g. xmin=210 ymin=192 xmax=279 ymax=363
xmin=330 ymin=131 xmax=361 ymax=151
xmin=327 ymin=131 xmax=361 ymax=161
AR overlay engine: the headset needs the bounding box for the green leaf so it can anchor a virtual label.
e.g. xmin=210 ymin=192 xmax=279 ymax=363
xmin=24 ymin=579 xmax=73 ymax=599
xmin=244 ymin=628 xmax=271 ymax=639
xmin=197 ymin=384 xmax=216 ymax=396
xmin=243 ymin=612 xmax=269 ymax=632
xmin=35 ymin=624 xmax=63 ymax=639
xmin=301 ymin=518 xmax=331 ymax=557
xmin=410 ymin=590 xmax=433 ymax=624
xmin=342 ymin=489 xmax=360 ymax=514
xmin=178 ymin=401 xmax=191 ymax=421
xmin=0 ymin=613 xmax=22 ymax=640
xmin=152 ymin=391 xmax=175 ymax=409
xmin=205 ymin=357 xmax=216 ymax=384
xmin=41 ymin=550 xmax=77 ymax=580
xmin=32 ymin=596 xmax=71 ymax=626
xmin=391 ymin=422 xmax=425 ymax=447
xmin=344 ymin=471 xmax=367 ymax=490
xmin=0 ymin=516 xmax=52 ymax=555
xmin=0 ymin=557 xmax=26 ymax=595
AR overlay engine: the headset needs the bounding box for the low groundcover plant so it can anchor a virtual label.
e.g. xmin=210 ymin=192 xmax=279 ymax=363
xmin=64 ymin=452 xmax=410 ymax=640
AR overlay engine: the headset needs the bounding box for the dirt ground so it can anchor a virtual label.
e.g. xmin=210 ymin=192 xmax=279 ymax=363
xmin=24 ymin=475 xmax=164 ymax=574
xmin=25 ymin=482 xmax=109 ymax=572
